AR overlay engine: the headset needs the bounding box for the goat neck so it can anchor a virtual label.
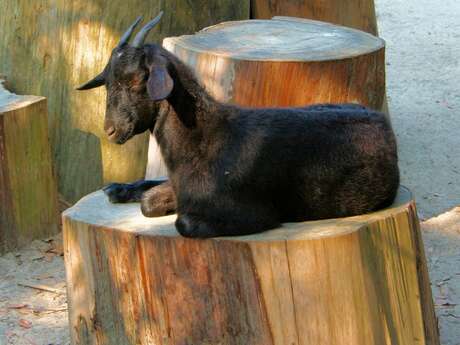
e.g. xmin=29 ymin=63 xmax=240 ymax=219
xmin=160 ymin=47 xmax=221 ymax=130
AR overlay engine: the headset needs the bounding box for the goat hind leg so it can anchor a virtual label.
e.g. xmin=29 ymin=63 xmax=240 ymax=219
xmin=140 ymin=181 xmax=176 ymax=217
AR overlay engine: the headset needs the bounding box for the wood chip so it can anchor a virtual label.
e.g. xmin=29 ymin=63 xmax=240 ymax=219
xmin=17 ymin=282 xmax=63 ymax=294
xmin=436 ymin=276 xmax=452 ymax=286
xmin=18 ymin=318 xmax=32 ymax=329
xmin=31 ymin=255 xmax=45 ymax=261
xmin=7 ymin=304 xmax=29 ymax=310
xmin=34 ymin=274 xmax=54 ymax=280
xmin=44 ymin=252 xmax=55 ymax=262
xmin=34 ymin=306 xmax=67 ymax=314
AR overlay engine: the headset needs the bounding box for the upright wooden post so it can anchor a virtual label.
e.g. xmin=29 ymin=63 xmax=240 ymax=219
xmin=0 ymin=78 xmax=59 ymax=254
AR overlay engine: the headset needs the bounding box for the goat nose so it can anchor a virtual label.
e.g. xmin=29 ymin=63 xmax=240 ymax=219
xmin=106 ymin=126 xmax=116 ymax=136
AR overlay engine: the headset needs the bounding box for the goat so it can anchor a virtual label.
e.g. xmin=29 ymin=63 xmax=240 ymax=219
xmin=77 ymin=12 xmax=400 ymax=238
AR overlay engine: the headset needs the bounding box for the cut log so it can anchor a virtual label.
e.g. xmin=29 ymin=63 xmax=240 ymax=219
xmin=0 ymin=1 xmax=250 ymax=203
xmin=147 ymin=17 xmax=386 ymax=178
xmin=63 ymin=186 xmax=440 ymax=345
xmin=0 ymin=78 xmax=59 ymax=254
xmin=251 ymin=0 xmax=378 ymax=35
xmin=250 ymin=0 xmax=391 ymax=119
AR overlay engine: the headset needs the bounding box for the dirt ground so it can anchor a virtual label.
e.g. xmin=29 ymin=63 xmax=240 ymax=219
xmin=376 ymin=1 xmax=460 ymax=343
xmin=1 ymin=0 xmax=459 ymax=344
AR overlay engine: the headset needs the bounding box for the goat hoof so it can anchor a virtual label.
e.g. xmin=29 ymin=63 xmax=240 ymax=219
xmin=175 ymin=215 xmax=217 ymax=238
xmin=103 ymin=183 xmax=134 ymax=203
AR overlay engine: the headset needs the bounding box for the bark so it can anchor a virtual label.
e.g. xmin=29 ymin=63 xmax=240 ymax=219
xmin=63 ymin=186 xmax=439 ymax=345
xmin=0 ymin=79 xmax=59 ymax=254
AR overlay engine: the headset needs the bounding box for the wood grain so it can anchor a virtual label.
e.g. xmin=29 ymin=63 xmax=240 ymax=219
xmin=250 ymin=0 xmax=389 ymax=116
xmin=168 ymin=19 xmax=383 ymax=62
xmin=251 ymin=0 xmax=378 ymax=35
xmin=0 ymin=0 xmax=250 ymax=203
xmin=163 ymin=17 xmax=385 ymax=108
xmin=63 ymin=186 xmax=440 ymax=345
xmin=0 ymin=79 xmax=59 ymax=254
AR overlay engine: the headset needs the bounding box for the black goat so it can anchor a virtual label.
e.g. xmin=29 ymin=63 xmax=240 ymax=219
xmin=77 ymin=13 xmax=400 ymax=238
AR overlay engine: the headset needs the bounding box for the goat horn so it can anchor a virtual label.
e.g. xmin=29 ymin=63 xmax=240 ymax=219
xmin=117 ymin=16 xmax=143 ymax=47
xmin=132 ymin=11 xmax=163 ymax=48
xmin=76 ymin=72 xmax=105 ymax=90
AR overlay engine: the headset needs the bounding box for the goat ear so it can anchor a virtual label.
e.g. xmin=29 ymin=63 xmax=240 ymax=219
xmin=147 ymin=65 xmax=174 ymax=101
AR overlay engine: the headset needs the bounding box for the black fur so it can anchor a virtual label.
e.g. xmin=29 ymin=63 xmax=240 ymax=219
xmin=78 ymin=42 xmax=399 ymax=238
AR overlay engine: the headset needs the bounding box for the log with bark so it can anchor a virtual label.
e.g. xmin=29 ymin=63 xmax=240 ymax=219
xmin=147 ymin=17 xmax=386 ymax=178
xmin=63 ymin=186 xmax=440 ymax=345
xmin=0 ymin=78 xmax=59 ymax=254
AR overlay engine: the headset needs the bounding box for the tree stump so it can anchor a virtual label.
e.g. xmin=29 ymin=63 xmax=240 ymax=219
xmin=250 ymin=0 xmax=392 ymax=127
xmin=63 ymin=186 xmax=440 ymax=345
xmin=0 ymin=78 xmax=59 ymax=254
xmin=147 ymin=17 xmax=386 ymax=178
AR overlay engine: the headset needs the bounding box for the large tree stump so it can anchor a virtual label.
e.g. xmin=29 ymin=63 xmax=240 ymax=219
xmin=63 ymin=186 xmax=439 ymax=345
xmin=147 ymin=17 xmax=386 ymax=178
xmin=0 ymin=78 xmax=59 ymax=254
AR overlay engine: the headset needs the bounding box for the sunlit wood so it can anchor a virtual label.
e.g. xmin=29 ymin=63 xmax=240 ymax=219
xmin=251 ymin=0 xmax=378 ymax=35
xmin=63 ymin=186 xmax=439 ymax=344
xmin=0 ymin=1 xmax=249 ymax=202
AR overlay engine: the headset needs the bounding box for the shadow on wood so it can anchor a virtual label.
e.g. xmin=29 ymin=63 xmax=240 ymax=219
xmin=0 ymin=1 xmax=250 ymax=203
xmin=0 ymin=78 xmax=59 ymax=254
xmin=63 ymin=186 xmax=439 ymax=345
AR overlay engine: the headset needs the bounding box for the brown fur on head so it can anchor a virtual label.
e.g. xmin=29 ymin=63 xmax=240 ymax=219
xmin=76 ymin=13 xmax=174 ymax=144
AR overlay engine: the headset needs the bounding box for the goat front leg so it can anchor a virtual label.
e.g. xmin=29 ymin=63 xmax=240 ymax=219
xmin=140 ymin=181 xmax=176 ymax=217
xmin=103 ymin=178 xmax=168 ymax=203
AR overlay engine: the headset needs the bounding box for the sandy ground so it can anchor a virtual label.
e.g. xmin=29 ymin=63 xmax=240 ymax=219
xmin=376 ymin=0 xmax=460 ymax=220
xmin=1 ymin=0 xmax=459 ymax=344
xmin=0 ymin=238 xmax=69 ymax=345
xmin=377 ymin=2 xmax=460 ymax=342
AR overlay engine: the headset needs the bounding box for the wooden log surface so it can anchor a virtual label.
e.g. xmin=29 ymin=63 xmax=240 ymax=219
xmin=147 ymin=17 xmax=386 ymax=178
xmin=63 ymin=186 xmax=440 ymax=345
xmin=0 ymin=78 xmax=59 ymax=254
xmin=164 ymin=18 xmax=385 ymax=107
xmin=250 ymin=0 xmax=390 ymax=116
xmin=0 ymin=1 xmax=250 ymax=203
xmin=250 ymin=0 xmax=378 ymax=35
